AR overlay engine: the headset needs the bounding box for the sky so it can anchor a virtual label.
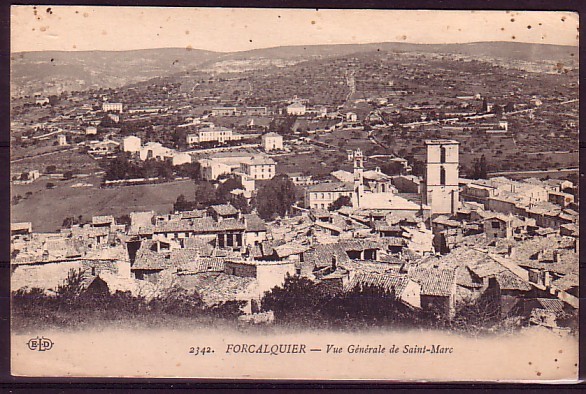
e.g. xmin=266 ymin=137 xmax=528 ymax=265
xmin=11 ymin=7 xmax=579 ymax=53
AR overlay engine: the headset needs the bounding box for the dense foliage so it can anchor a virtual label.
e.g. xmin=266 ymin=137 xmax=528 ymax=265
xmin=253 ymin=174 xmax=298 ymax=220
xmin=12 ymin=268 xmax=245 ymax=331
xmin=329 ymin=195 xmax=352 ymax=211
xmin=261 ymin=275 xmax=525 ymax=334
xmin=102 ymin=153 xmax=200 ymax=182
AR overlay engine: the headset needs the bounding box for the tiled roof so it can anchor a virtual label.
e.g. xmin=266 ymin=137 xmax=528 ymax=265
xmin=310 ymin=208 xmax=331 ymax=218
xmin=408 ymin=267 xmax=456 ymax=297
xmin=373 ymin=221 xmax=403 ymax=232
xmin=179 ymin=209 xmax=207 ymax=219
xmin=247 ymin=157 xmax=276 ymax=166
xmin=210 ymin=204 xmax=239 ymax=216
xmin=495 ymin=270 xmax=532 ymax=291
xmin=455 ymin=266 xmax=483 ymax=288
xmin=177 ymin=257 xmax=226 ymax=273
xmin=344 ymin=272 xmax=412 ymax=298
xmin=517 ymin=255 xmax=578 ymax=276
xmin=244 ymin=213 xmax=267 ymax=232
xmin=154 ymin=217 xmax=245 ymax=233
xmin=274 ymin=243 xmax=309 ymax=258
xmin=511 ymin=236 xmax=576 ymax=263
xmin=304 ymin=244 xmax=351 ymax=269
xmin=433 ymin=215 xmax=461 ymax=227
xmin=315 ymin=221 xmax=342 ymax=233
xmin=132 ymin=243 xmax=173 ymax=270
xmin=307 ymin=182 xmax=354 ymax=193
xmin=175 ymin=272 xmax=259 ymax=305
xmin=526 ymin=202 xmax=562 ymax=217
xmin=339 ymin=239 xmax=382 ymax=252
xmin=341 ymin=260 xmax=402 ymax=274
xmin=535 ymin=298 xmax=566 ymax=314
xmin=182 ymin=235 xmax=216 ymax=256
xmin=424 ymin=246 xmax=533 ymax=291
xmin=551 ymin=273 xmax=579 ymax=292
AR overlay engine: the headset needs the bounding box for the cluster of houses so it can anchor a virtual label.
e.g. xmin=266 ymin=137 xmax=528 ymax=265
xmin=121 ymin=135 xmax=192 ymax=166
xmin=10 ymin=139 xmax=578 ymax=330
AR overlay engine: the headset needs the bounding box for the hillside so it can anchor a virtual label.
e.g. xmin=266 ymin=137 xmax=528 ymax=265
xmin=11 ymin=41 xmax=578 ymax=97
xmin=10 ymin=48 xmax=219 ymax=97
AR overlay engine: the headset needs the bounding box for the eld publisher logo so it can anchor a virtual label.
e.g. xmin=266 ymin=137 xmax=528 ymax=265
xmin=27 ymin=337 xmax=54 ymax=351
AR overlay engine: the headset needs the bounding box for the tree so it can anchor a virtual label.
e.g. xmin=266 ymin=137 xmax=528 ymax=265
xmin=48 ymin=95 xmax=60 ymax=106
xmin=116 ymin=214 xmax=131 ymax=227
xmin=261 ymin=275 xmax=332 ymax=325
xmin=173 ymin=194 xmax=197 ymax=212
xmin=175 ymin=162 xmax=201 ymax=180
xmin=19 ymin=172 xmax=29 ymax=181
xmin=57 ymin=268 xmax=86 ymax=300
xmin=254 ymin=174 xmax=298 ymax=220
xmin=216 ymin=178 xmax=243 ymax=203
xmin=492 ymin=104 xmax=503 ymax=117
xmin=410 ymin=159 xmax=426 ymax=177
xmin=380 ymin=161 xmax=405 ymax=176
xmin=45 ymin=165 xmax=57 ymax=174
xmin=481 ymin=98 xmax=488 ymax=113
xmin=230 ymin=193 xmax=252 ymax=214
xmin=46 ymin=182 xmax=55 ymax=189
xmin=329 ymin=195 xmax=352 ymax=211
xmin=470 ymin=155 xmax=488 ymax=179
xmin=63 ymin=171 xmax=74 ymax=180
xmin=62 ymin=216 xmax=77 ymax=228
xmin=193 ymin=181 xmax=218 ymax=207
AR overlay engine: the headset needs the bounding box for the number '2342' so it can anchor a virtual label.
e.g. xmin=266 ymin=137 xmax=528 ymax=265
xmin=189 ymin=346 xmax=214 ymax=355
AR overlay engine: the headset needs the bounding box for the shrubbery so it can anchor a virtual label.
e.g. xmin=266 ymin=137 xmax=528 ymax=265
xmin=261 ymin=275 xmax=522 ymax=334
xmin=12 ymin=268 xmax=245 ymax=331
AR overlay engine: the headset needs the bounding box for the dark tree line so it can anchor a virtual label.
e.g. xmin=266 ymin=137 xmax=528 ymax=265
xmin=102 ymin=153 xmax=200 ymax=182
xmin=261 ymin=275 xmax=522 ymax=333
xmin=174 ymin=178 xmax=252 ymax=213
xmin=261 ymin=275 xmax=431 ymax=330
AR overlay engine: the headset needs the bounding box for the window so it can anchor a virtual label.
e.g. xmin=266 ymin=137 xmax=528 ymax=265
xmin=440 ymin=146 xmax=447 ymax=163
xmin=440 ymin=166 xmax=446 ymax=186
xmin=491 ymin=221 xmax=501 ymax=229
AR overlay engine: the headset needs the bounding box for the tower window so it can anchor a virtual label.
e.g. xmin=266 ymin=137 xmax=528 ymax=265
xmin=440 ymin=166 xmax=446 ymax=186
xmin=440 ymin=146 xmax=447 ymax=163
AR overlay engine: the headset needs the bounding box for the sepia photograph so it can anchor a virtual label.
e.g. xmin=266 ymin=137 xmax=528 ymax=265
xmin=9 ymin=6 xmax=580 ymax=381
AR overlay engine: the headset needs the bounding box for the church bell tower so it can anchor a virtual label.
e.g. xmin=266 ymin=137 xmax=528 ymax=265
xmin=422 ymin=140 xmax=459 ymax=216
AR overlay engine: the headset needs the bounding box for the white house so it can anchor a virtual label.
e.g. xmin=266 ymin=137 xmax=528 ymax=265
xmin=139 ymin=142 xmax=172 ymax=161
xmin=171 ymin=152 xmax=192 ymax=166
xmin=85 ymin=126 xmax=98 ymax=135
xmin=346 ymin=112 xmax=358 ymax=122
xmin=139 ymin=142 xmax=192 ymax=166
xmin=122 ymin=136 xmax=142 ymax=153
xmin=261 ymin=132 xmax=283 ymax=152
xmin=35 ymin=97 xmax=50 ymax=106
xmin=102 ymin=102 xmax=123 ymax=113
xmin=57 ymin=134 xmax=67 ymax=146
xmin=286 ymin=102 xmax=306 ymax=116
xmin=187 ymin=126 xmax=240 ymax=145
xmin=240 ymin=157 xmax=277 ymax=180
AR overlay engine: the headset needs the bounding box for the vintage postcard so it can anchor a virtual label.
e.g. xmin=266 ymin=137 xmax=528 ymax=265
xmin=10 ymin=7 xmax=579 ymax=381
